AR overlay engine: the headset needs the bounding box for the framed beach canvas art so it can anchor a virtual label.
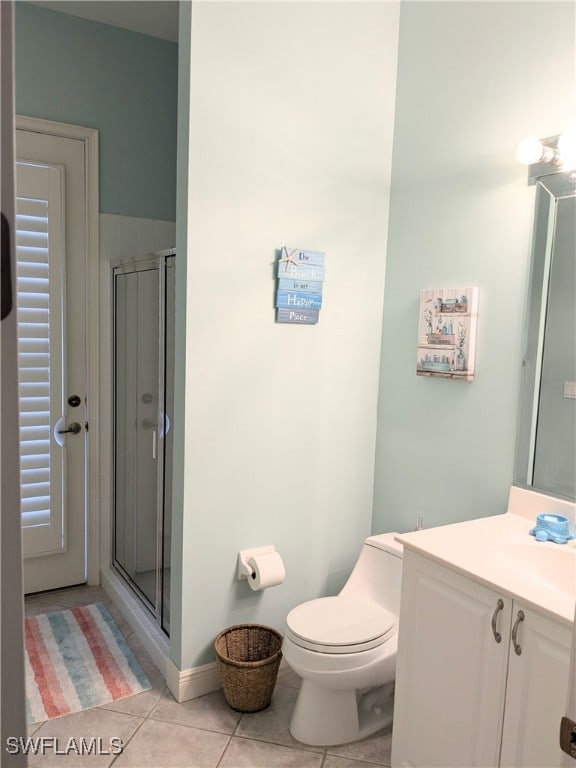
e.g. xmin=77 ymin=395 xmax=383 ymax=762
xmin=417 ymin=287 xmax=479 ymax=381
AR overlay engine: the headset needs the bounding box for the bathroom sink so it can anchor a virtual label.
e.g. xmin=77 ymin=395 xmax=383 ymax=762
xmin=397 ymin=489 xmax=576 ymax=622
xmin=498 ymin=541 xmax=576 ymax=596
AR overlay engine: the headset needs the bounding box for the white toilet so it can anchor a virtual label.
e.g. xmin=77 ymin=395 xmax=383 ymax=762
xmin=282 ymin=533 xmax=403 ymax=747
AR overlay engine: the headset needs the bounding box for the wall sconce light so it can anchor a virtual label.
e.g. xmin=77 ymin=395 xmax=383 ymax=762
xmin=516 ymin=129 xmax=576 ymax=173
xmin=557 ymin=128 xmax=576 ymax=172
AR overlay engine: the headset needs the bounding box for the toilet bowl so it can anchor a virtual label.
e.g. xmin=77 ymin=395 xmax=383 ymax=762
xmin=282 ymin=533 xmax=403 ymax=747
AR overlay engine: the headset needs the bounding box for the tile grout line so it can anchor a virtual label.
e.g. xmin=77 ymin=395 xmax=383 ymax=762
xmin=107 ymin=714 xmax=149 ymax=768
xmin=214 ymin=733 xmax=234 ymax=768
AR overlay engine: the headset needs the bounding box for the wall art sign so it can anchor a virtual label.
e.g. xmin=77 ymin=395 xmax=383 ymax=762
xmin=276 ymin=308 xmax=319 ymax=324
xmin=276 ymin=247 xmax=325 ymax=324
xmin=417 ymin=287 xmax=479 ymax=381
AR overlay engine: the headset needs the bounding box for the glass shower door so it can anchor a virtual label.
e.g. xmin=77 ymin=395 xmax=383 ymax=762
xmin=113 ymin=256 xmax=173 ymax=632
xmin=161 ymin=257 xmax=174 ymax=634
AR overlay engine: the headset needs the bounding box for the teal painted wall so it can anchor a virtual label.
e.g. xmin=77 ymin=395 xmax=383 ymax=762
xmin=373 ymin=1 xmax=575 ymax=534
xmin=14 ymin=3 xmax=177 ymax=220
xmin=171 ymin=1 xmax=400 ymax=670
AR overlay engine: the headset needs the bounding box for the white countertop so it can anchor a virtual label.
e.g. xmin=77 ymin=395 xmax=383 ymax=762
xmin=395 ymin=490 xmax=576 ymax=626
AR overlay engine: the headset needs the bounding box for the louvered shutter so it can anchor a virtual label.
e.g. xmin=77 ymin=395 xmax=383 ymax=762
xmin=16 ymin=162 xmax=66 ymax=557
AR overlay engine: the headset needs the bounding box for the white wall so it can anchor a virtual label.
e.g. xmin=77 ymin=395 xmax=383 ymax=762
xmin=172 ymin=1 xmax=400 ymax=670
xmin=373 ymin=1 xmax=575 ymax=534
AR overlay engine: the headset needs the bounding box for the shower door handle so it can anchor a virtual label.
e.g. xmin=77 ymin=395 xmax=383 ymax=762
xmin=152 ymin=429 xmax=157 ymax=460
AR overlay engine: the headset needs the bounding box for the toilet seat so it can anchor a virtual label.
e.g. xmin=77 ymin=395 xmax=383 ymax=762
xmin=286 ymin=595 xmax=396 ymax=654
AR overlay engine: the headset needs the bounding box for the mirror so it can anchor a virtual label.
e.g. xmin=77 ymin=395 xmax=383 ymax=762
xmin=515 ymin=156 xmax=576 ymax=499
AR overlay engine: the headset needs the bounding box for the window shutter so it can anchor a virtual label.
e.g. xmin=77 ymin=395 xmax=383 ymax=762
xmin=17 ymin=198 xmax=51 ymax=531
xmin=16 ymin=161 xmax=66 ymax=557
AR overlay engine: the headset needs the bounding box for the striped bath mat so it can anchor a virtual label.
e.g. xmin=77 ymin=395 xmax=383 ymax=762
xmin=25 ymin=602 xmax=151 ymax=724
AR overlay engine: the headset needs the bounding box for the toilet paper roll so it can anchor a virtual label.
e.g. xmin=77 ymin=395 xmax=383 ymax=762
xmin=247 ymin=552 xmax=286 ymax=591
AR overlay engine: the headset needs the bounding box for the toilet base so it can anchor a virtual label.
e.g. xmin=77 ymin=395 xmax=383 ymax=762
xmin=289 ymin=680 xmax=394 ymax=747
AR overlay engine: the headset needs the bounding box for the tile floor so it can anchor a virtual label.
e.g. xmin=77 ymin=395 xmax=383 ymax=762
xmin=24 ymin=586 xmax=393 ymax=768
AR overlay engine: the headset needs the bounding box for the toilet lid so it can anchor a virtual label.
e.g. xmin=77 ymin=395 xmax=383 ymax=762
xmin=286 ymin=596 xmax=396 ymax=653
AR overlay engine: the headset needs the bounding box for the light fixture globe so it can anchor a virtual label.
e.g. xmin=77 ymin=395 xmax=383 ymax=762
xmin=558 ymin=128 xmax=576 ymax=171
xmin=516 ymin=137 xmax=545 ymax=165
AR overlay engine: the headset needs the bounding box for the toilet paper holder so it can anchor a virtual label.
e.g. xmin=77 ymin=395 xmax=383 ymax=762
xmin=237 ymin=546 xmax=277 ymax=581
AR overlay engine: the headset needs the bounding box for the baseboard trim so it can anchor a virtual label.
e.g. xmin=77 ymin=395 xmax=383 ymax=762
xmin=101 ymin=566 xmax=170 ymax=678
xmin=166 ymin=658 xmax=222 ymax=703
xmin=101 ymin=567 xmax=223 ymax=704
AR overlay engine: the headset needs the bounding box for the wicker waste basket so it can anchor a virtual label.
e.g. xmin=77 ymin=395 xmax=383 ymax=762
xmin=214 ymin=624 xmax=283 ymax=713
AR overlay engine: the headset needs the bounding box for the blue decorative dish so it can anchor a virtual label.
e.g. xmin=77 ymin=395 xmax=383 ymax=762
xmin=529 ymin=513 xmax=574 ymax=544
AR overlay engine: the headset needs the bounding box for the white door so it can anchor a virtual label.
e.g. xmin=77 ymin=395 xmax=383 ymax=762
xmin=500 ymin=604 xmax=571 ymax=767
xmin=16 ymin=128 xmax=88 ymax=593
xmin=391 ymin=551 xmax=511 ymax=768
xmin=561 ymin=607 xmax=576 ymax=768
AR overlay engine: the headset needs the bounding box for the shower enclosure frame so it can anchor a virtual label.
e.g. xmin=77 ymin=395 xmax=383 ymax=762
xmin=111 ymin=250 xmax=174 ymax=635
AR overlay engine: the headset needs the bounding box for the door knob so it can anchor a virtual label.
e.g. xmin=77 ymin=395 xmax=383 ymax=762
xmin=57 ymin=422 xmax=82 ymax=435
xmin=67 ymin=394 xmax=82 ymax=407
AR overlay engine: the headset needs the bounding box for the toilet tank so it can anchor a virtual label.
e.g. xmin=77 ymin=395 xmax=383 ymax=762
xmin=339 ymin=532 xmax=403 ymax=613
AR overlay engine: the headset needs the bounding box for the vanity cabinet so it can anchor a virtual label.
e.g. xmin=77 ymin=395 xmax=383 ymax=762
xmin=499 ymin=605 xmax=572 ymax=767
xmin=391 ymin=550 xmax=571 ymax=768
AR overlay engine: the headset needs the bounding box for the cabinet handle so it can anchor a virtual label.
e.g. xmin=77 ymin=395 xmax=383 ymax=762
xmin=511 ymin=610 xmax=525 ymax=655
xmin=491 ymin=598 xmax=504 ymax=643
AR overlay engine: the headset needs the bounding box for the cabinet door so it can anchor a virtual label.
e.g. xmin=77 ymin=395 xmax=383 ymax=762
xmin=392 ymin=551 xmax=511 ymax=768
xmin=500 ymin=605 xmax=571 ymax=767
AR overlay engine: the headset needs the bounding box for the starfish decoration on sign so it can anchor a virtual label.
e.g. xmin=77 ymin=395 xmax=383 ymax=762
xmin=279 ymin=247 xmax=299 ymax=269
